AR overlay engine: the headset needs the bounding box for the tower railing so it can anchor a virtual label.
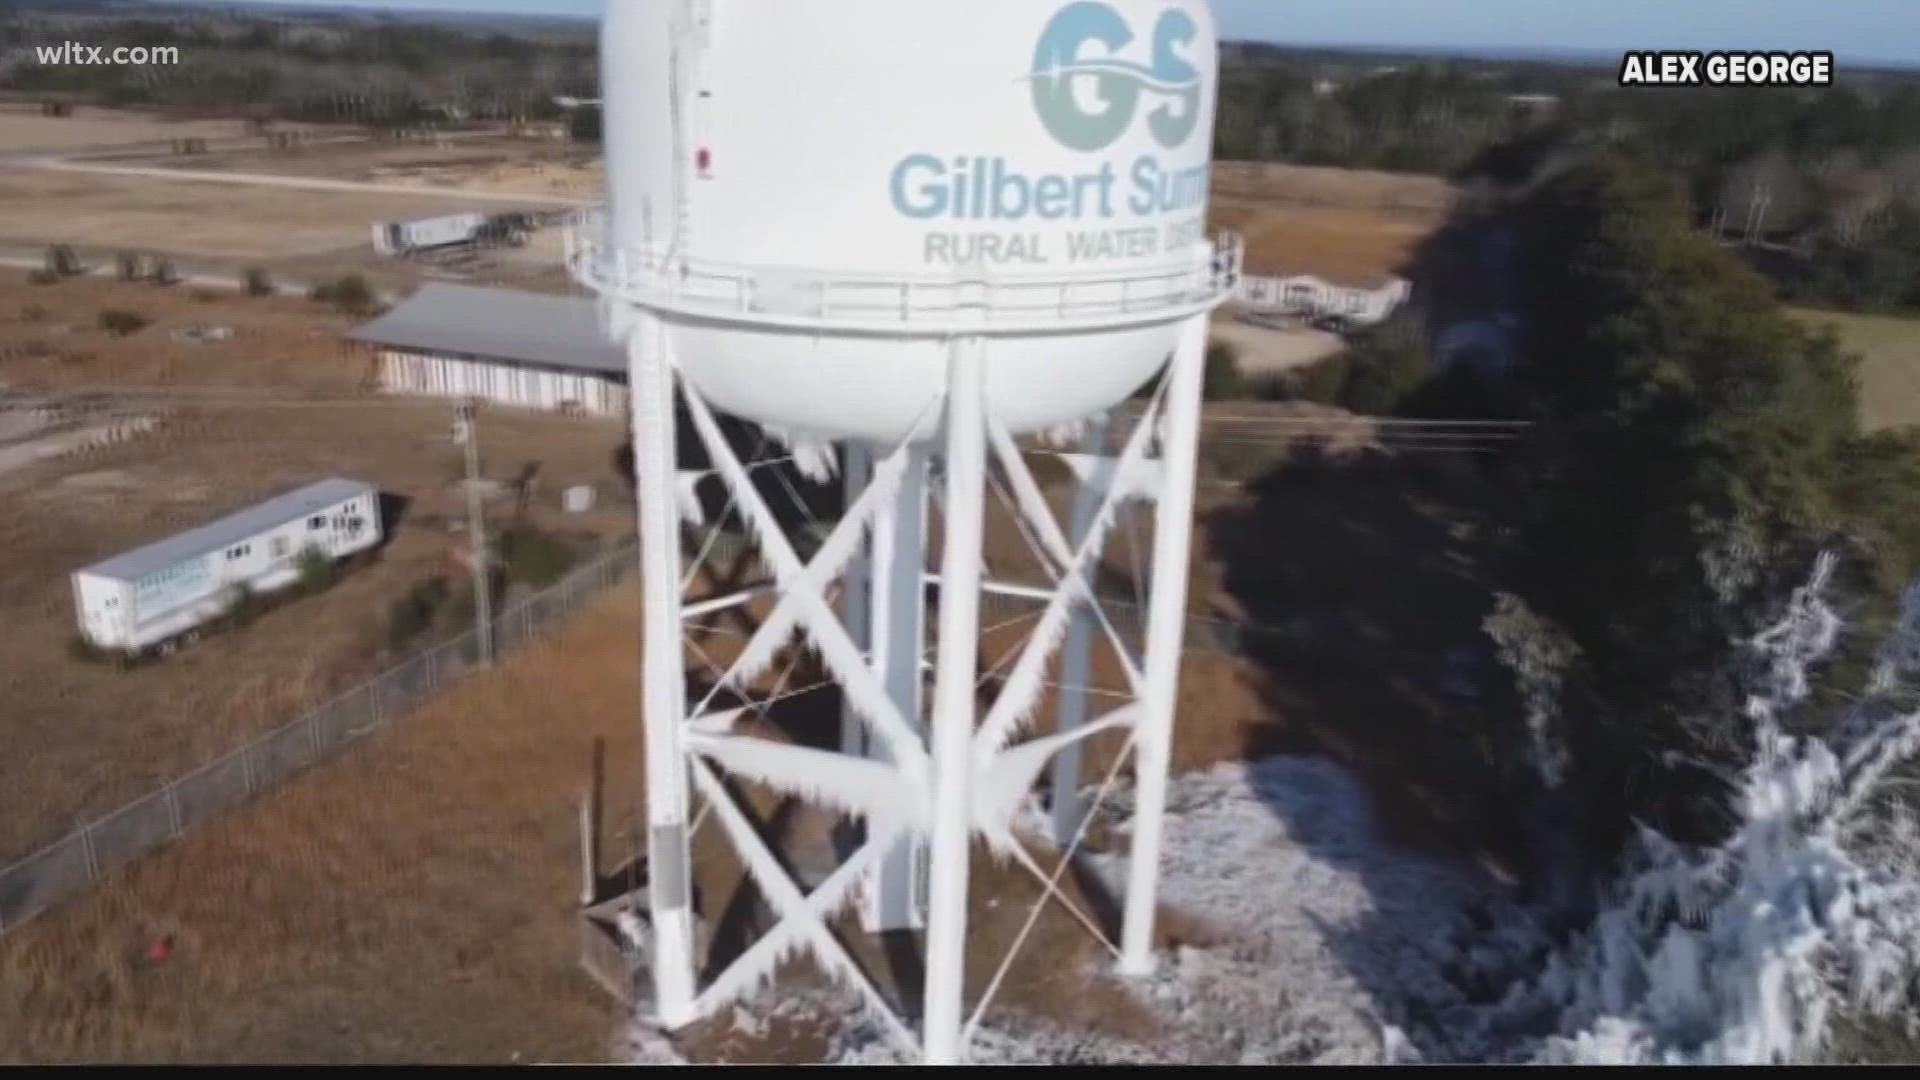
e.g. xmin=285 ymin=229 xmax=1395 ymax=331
xmin=568 ymin=211 xmax=1242 ymax=333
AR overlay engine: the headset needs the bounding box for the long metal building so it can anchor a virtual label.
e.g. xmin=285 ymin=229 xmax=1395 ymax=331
xmin=348 ymin=284 xmax=628 ymax=417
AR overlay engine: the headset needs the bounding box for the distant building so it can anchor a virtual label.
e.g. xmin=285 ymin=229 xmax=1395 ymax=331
xmin=347 ymin=284 xmax=627 ymax=417
xmin=1235 ymin=265 xmax=1413 ymax=331
xmin=1505 ymin=93 xmax=1563 ymax=124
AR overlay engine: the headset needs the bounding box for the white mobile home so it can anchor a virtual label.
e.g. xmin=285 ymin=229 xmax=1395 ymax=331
xmin=73 ymin=478 xmax=382 ymax=656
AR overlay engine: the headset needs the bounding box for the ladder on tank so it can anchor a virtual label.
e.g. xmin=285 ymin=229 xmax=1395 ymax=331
xmin=665 ymin=0 xmax=714 ymax=258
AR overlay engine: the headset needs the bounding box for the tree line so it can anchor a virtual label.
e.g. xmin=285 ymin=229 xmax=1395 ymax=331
xmin=1216 ymin=51 xmax=1920 ymax=315
xmin=1 ymin=8 xmax=598 ymax=129
xmin=1412 ymin=151 xmax=1920 ymax=861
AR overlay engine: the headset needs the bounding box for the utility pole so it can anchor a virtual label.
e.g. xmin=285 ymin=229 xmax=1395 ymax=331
xmin=1745 ymin=182 xmax=1773 ymax=248
xmin=455 ymin=401 xmax=495 ymax=668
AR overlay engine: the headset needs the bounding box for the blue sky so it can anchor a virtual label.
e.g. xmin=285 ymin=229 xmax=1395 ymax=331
xmin=220 ymin=1 xmax=1920 ymax=67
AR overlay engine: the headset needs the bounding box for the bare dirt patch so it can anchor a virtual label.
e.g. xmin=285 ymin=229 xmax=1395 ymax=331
xmin=1210 ymin=316 xmax=1347 ymax=378
xmin=116 ymin=135 xmax=603 ymax=199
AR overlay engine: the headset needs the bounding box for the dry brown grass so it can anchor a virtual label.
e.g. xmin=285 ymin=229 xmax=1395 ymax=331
xmin=0 ymin=573 xmax=1230 ymax=1064
xmin=1 ymin=271 xmax=368 ymax=393
xmin=1210 ymin=161 xmax=1457 ymax=216
xmin=1211 ymin=200 xmax=1439 ymax=287
xmin=122 ymin=137 xmax=603 ymax=200
xmin=0 ymin=170 xmax=536 ymax=260
xmin=0 ymin=586 xmax=650 ymax=1064
xmin=0 ymin=107 xmax=292 ymax=153
xmin=1205 ymin=160 xmax=1455 ymax=289
xmin=976 ymin=615 xmax=1276 ymax=796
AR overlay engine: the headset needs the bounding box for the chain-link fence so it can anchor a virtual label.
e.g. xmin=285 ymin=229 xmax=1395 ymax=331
xmin=0 ymin=541 xmax=641 ymax=938
xmin=0 ymin=527 xmax=1281 ymax=938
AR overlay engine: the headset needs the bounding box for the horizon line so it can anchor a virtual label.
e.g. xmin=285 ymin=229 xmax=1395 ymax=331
xmin=123 ymin=1 xmax=1920 ymax=72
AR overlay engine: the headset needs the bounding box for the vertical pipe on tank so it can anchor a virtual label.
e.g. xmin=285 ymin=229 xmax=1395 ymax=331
xmin=865 ymin=445 xmax=929 ymax=933
xmin=923 ymin=336 xmax=987 ymax=1065
xmin=838 ymin=445 xmax=873 ymax=762
xmin=1050 ymin=415 xmax=1111 ymax=848
xmin=629 ymin=310 xmax=698 ymax=1025
xmin=1119 ymin=314 xmax=1210 ymax=977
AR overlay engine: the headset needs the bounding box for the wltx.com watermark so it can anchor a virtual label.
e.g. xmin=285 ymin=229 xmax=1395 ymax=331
xmin=34 ymin=42 xmax=182 ymax=67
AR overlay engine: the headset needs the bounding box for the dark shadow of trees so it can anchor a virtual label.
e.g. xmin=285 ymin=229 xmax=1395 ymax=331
xmin=1200 ymin=437 xmax=1549 ymax=1058
xmin=1209 ymin=442 xmax=1528 ymax=867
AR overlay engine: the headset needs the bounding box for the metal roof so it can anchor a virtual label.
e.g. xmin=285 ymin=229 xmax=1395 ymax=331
xmin=81 ymin=478 xmax=377 ymax=582
xmin=346 ymin=283 xmax=627 ymax=376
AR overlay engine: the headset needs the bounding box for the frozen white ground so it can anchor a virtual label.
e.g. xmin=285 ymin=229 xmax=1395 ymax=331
xmin=1068 ymin=757 xmax=1538 ymax=1065
xmin=623 ymin=753 xmax=1541 ymax=1066
xmin=623 ymin=557 xmax=1920 ymax=1065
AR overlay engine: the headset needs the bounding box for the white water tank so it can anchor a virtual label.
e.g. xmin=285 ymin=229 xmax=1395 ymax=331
xmin=584 ymin=0 xmax=1236 ymax=446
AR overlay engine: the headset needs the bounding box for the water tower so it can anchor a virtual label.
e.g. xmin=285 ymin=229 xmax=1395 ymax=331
xmin=571 ymin=0 xmax=1239 ymax=1063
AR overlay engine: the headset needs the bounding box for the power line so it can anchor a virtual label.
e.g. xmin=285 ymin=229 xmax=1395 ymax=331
xmin=1191 ymin=414 xmax=1532 ymax=429
xmin=5 ymin=389 xmax=1535 ymax=466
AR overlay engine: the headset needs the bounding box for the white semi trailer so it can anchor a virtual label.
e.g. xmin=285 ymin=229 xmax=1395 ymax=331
xmin=371 ymin=212 xmax=491 ymax=257
xmin=72 ymin=478 xmax=382 ymax=657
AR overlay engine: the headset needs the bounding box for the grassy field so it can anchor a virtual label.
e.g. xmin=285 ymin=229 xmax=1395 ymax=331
xmin=0 ymin=273 xmax=639 ymax=862
xmin=0 ymin=169 xmax=544 ymax=261
xmin=0 ymin=417 xmax=1523 ymax=1062
xmin=1788 ymin=306 xmax=1920 ymax=432
xmin=1209 ymin=161 xmax=1457 ymax=217
xmin=0 ymin=464 xmax=1506 ymax=1062
xmin=0 ymin=270 xmax=370 ymax=392
xmin=1210 ymin=200 xmax=1440 ymax=286
xmin=126 ymin=138 xmax=602 ymax=201
xmin=0 ymin=587 xmax=652 ymax=1063
xmin=0 ymin=570 xmax=1269 ymax=1063
xmin=0 ymin=106 xmax=294 ymax=153
xmin=1207 ymin=161 xmax=1453 ymax=288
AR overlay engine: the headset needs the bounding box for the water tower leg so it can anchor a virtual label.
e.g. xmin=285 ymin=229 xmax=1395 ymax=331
xmin=1118 ymin=314 xmax=1210 ymax=978
xmin=923 ymin=335 xmax=987 ymax=1065
xmin=863 ymin=444 xmax=928 ymax=934
xmin=839 ymin=444 xmax=874 ymax=761
xmin=1050 ymin=414 xmax=1110 ymax=848
xmin=628 ymin=311 xmax=698 ymax=1026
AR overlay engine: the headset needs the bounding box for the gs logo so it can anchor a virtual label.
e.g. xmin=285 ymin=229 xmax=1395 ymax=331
xmin=1029 ymin=2 xmax=1204 ymax=153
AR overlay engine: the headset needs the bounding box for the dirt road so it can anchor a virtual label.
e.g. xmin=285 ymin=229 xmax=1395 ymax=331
xmin=33 ymin=159 xmax=591 ymax=208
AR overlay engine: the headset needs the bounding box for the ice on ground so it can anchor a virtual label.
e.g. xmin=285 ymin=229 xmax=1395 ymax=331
xmin=1078 ymin=757 xmax=1540 ymax=1065
xmin=622 ymin=754 xmax=1535 ymax=1065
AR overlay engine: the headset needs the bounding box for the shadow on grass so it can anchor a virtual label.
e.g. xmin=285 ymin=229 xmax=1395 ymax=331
xmin=1205 ymin=439 xmax=1546 ymax=1055
xmin=1209 ymin=441 xmax=1522 ymax=861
